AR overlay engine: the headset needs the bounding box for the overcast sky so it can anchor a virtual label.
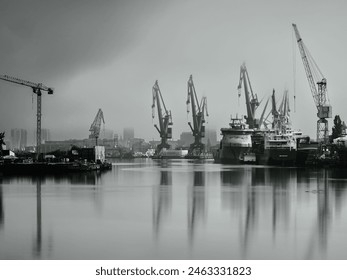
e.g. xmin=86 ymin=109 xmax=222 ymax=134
xmin=1 ymin=0 xmax=346 ymax=144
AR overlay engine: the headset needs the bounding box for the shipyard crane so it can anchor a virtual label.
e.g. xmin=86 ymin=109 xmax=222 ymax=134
xmin=271 ymin=89 xmax=291 ymax=133
xmin=0 ymin=75 xmax=53 ymax=158
xmin=292 ymin=24 xmax=332 ymax=143
xmin=152 ymin=80 xmax=173 ymax=155
xmin=186 ymin=75 xmax=209 ymax=157
xmin=89 ymin=108 xmax=105 ymax=145
xmin=237 ymin=63 xmax=260 ymax=129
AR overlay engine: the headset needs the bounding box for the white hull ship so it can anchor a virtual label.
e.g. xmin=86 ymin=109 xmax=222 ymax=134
xmin=215 ymin=118 xmax=255 ymax=164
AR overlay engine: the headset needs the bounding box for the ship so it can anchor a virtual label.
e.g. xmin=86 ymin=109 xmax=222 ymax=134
xmin=152 ymin=148 xmax=189 ymax=159
xmin=214 ymin=117 xmax=254 ymax=164
xmin=264 ymin=129 xmax=297 ymax=165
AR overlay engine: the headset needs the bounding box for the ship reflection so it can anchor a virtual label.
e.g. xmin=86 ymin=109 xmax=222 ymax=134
xmin=0 ymin=181 xmax=3 ymax=229
xmin=304 ymin=169 xmax=330 ymax=259
xmin=220 ymin=166 xmax=340 ymax=259
xmin=1 ymin=172 xmax=100 ymax=186
xmin=152 ymin=161 xmax=172 ymax=239
xmin=188 ymin=168 xmax=206 ymax=244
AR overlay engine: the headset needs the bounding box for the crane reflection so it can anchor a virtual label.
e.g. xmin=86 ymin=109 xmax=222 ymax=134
xmin=187 ymin=167 xmax=206 ymax=244
xmin=152 ymin=160 xmax=172 ymax=239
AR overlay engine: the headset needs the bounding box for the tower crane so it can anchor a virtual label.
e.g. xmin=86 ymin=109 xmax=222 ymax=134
xmin=0 ymin=75 xmax=53 ymax=158
xmin=89 ymin=108 xmax=105 ymax=146
xmin=237 ymin=63 xmax=260 ymax=129
xmin=151 ymin=80 xmax=173 ymax=155
xmin=292 ymin=24 xmax=332 ymax=143
xmin=186 ymin=75 xmax=209 ymax=157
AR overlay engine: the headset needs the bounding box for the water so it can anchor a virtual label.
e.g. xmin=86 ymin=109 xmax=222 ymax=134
xmin=0 ymin=159 xmax=347 ymax=260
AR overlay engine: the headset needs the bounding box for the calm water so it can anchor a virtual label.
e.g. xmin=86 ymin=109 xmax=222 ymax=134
xmin=0 ymin=159 xmax=347 ymax=260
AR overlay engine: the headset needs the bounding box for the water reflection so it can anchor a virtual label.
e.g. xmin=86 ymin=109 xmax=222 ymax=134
xmin=1 ymin=160 xmax=347 ymax=259
xmin=219 ymin=166 xmax=347 ymax=259
xmin=303 ymin=169 xmax=330 ymax=259
xmin=188 ymin=168 xmax=206 ymax=244
xmin=152 ymin=161 xmax=172 ymax=239
xmin=34 ymin=178 xmax=42 ymax=256
xmin=0 ymin=181 xmax=3 ymax=229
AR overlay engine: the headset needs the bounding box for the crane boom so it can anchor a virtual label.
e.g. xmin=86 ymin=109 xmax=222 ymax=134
xmin=152 ymin=80 xmax=173 ymax=154
xmin=89 ymin=109 xmax=105 ymax=145
xmin=186 ymin=75 xmax=208 ymax=157
xmin=0 ymin=74 xmax=53 ymax=159
xmin=237 ymin=63 xmax=260 ymax=129
xmin=292 ymin=23 xmax=332 ymax=143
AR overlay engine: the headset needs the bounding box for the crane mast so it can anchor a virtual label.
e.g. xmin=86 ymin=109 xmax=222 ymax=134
xmin=89 ymin=108 xmax=105 ymax=146
xmin=0 ymin=74 xmax=53 ymax=159
xmin=292 ymin=23 xmax=332 ymax=143
xmin=151 ymin=80 xmax=173 ymax=154
xmin=186 ymin=75 xmax=209 ymax=157
xmin=237 ymin=63 xmax=260 ymax=129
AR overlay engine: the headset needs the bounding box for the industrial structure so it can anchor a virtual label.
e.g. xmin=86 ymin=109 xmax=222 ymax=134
xmin=237 ymin=63 xmax=260 ymax=129
xmin=237 ymin=63 xmax=269 ymax=130
xmin=0 ymin=75 xmax=53 ymax=158
xmin=151 ymin=80 xmax=173 ymax=155
xmin=89 ymin=108 xmax=105 ymax=145
xmin=271 ymin=89 xmax=291 ymax=133
xmin=186 ymin=75 xmax=209 ymax=157
xmin=293 ymin=23 xmax=332 ymax=143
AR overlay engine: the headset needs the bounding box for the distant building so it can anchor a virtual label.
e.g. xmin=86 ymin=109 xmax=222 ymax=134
xmin=10 ymin=129 xmax=27 ymax=150
xmin=41 ymin=128 xmax=51 ymax=143
xmin=102 ymin=129 xmax=114 ymax=140
xmin=179 ymin=132 xmax=194 ymax=147
xmin=123 ymin=127 xmax=134 ymax=142
xmin=203 ymin=128 xmax=218 ymax=146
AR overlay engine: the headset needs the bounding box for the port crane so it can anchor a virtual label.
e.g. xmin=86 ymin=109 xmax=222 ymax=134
xmin=89 ymin=108 xmax=105 ymax=145
xmin=186 ymin=75 xmax=209 ymax=157
xmin=292 ymin=24 xmax=332 ymax=143
xmin=0 ymin=75 xmax=53 ymax=157
xmin=271 ymin=89 xmax=291 ymax=133
xmin=237 ymin=63 xmax=260 ymax=129
xmin=152 ymin=80 xmax=173 ymax=155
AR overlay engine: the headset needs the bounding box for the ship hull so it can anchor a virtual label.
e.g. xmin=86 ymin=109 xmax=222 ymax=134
xmin=217 ymin=146 xmax=252 ymax=164
xmin=266 ymin=148 xmax=296 ymax=166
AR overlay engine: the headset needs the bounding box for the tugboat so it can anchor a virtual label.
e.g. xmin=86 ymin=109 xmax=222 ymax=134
xmin=215 ymin=117 xmax=254 ymax=164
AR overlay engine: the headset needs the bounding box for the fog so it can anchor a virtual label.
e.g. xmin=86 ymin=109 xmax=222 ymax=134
xmin=1 ymin=0 xmax=346 ymax=144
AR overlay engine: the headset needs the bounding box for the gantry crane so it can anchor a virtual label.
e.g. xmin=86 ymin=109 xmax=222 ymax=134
xmin=152 ymin=80 xmax=173 ymax=155
xmin=237 ymin=63 xmax=260 ymax=129
xmin=292 ymin=24 xmax=332 ymax=143
xmin=0 ymin=75 xmax=53 ymax=158
xmin=186 ymin=75 xmax=209 ymax=157
xmin=89 ymin=108 xmax=105 ymax=145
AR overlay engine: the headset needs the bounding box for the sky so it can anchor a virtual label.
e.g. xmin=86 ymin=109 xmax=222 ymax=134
xmin=1 ymin=0 xmax=347 ymax=144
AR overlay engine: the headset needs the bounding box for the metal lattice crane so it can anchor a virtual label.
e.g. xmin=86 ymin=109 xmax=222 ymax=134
xmin=237 ymin=63 xmax=260 ymax=129
xmin=89 ymin=108 xmax=105 ymax=146
xmin=152 ymin=80 xmax=173 ymax=155
xmin=0 ymin=75 xmax=53 ymax=158
xmin=186 ymin=75 xmax=209 ymax=157
xmin=292 ymin=24 xmax=332 ymax=143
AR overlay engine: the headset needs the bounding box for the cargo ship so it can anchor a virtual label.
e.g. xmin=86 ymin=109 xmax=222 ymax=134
xmin=263 ymin=129 xmax=298 ymax=165
xmin=214 ymin=118 xmax=254 ymax=164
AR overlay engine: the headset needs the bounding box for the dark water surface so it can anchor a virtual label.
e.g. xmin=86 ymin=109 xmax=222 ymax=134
xmin=0 ymin=159 xmax=347 ymax=259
